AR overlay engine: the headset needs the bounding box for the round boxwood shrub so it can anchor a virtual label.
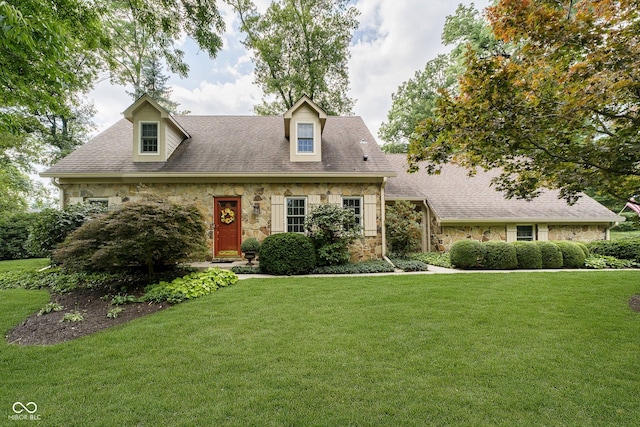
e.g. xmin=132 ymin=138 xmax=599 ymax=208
xmin=484 ymin=241 xmax=518 ymax=269
xmin=553 ymin=241 xmax=587 ymax=268
xmin=535 ymin=241 xmax=563 ymax=269
xmin=576 ymin=242 xmax=590 ymax=258
xmin=512 ymin=241 xmax=543 ymax=269
xmin=259 ymin=233 xmax=316 ymax=275
xmin=449 ymin=239 xmax=486 ymax=269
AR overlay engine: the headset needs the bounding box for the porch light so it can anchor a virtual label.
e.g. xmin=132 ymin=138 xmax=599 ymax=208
xmin=253 ymin=203 xmax=261 ymax=215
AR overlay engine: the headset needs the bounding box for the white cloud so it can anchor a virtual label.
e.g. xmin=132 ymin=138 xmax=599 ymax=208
xmin=89 ymin=0 xmax=492 ymax=141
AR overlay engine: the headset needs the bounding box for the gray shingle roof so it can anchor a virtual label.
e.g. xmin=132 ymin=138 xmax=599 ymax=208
xmin=42 ymin=116 xmax=395 ymax=177
xmin=385 ymin=154 xmax=622 ymax=223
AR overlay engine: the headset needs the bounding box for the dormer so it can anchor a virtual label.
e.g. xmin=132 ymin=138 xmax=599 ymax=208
xmin=123 ymin=94 xmax=190 ymax=162
xmin=284 ymin=95 xmax=327 ymax=162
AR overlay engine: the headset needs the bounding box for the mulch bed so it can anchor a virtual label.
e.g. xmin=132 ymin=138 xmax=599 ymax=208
xmin=630 ymin=295 xmax=640 ymax=313
xmin=6 ymin=289 xmax=167 ymax=346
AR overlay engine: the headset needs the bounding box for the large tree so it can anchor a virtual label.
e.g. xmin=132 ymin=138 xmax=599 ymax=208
xmin=409 ymin=0 xmax=640 ymax=204
xmin=228 ymin=0 xmax=359 ymax=115
xmin=379 ymin=3 xmax=509 ymax=151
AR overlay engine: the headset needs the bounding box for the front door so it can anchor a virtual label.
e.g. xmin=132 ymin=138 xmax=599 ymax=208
xmin=214 ymin=198 xmax=241 ymax=258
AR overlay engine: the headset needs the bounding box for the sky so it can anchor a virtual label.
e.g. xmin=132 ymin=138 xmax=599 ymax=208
xmin=89 ymin=0 xmax=492 ymax=142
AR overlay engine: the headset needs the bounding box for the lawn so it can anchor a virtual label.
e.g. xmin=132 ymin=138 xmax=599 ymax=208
xmin=0 ymin=258 xmax=49 ymax=273
xmin=1 ymin=271 xmax=639 ymax=426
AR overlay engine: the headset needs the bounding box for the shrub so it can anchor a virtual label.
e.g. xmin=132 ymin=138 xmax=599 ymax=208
xmin=411 ymin=252 xmax=452 ymax=268
xmin=240 ymin=237 xmax=261 ymax=253
xmin=53 ymin=198 xmax=208 ymax=275
xmin=484 ymin=241 xmax=518 ymax=270
xmin=385 ymin=200 xmax=422 ymax=257
xmin=312 ymin=260 xmax=395 ymax=274
xmin=305 ymin=204 xmax=361 ymax=266
xmin=449 ymin=240 xmax=486 ymax=269
xmin=259 ymin=233 xmax=316 ymax=275
xmin=142 ymin=268 xmax=238 ymax=304
xmin=389 ymin=258 xmax=429 ymax=272
xmin=0 ymin=268 xmax=147 ymax=293
xmin=553 ymin=241 xmax=587 ymax=268
xmin=588 ymin=238 xmax=640 ymax=263
xmin=576 ymin=242 xmax=590 ymax=258
xmin=512 ymin=242 xmax=543 ymax=269
xmin=0 ymin=212 xmax=38 ymax=260
xmin=584 ymin=254 xmax=636 ymax=269
xmin=535 ymin=241 xmax=564 ymax=269
xmin=26 ymin=203 xmax=107 ymax=257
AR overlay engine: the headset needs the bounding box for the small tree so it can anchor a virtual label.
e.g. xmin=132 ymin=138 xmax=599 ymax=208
xmin=305 ymin=204 xmax=361 ymax=266
xmin=53 ymin=198 xmax=207 ymax=275
xmin=385 ymin=200 xmax=422 ymax=257
xmin=26 ymin=203 xmax=107 ymax=257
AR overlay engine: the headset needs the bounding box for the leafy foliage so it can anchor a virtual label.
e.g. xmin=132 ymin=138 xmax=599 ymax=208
xmin=388 ymin=258 xmax=429 ymax=272
xmin=26 ymin=203 xmax=107 ymax=257
xmin=312 ymin=260 xmax=394 ymax=275
xmin=410 ymin=252 xmax=452 ymax=268
xmin=0 ymin=268 xmax=147 ymax=293
xmin=483 ymin=241 xmax=518 ymax=270
xmin=229 ymin=0 xmax=358 ymax=115
xmin=449 ymin=240 xmax=486 ymax=269
xmin=240 ymin=237 xmax=262 ymax=253
xmin=385 ymin=200 xmax=422 ymax=257
xmin=142 ymin=268 xmax=238 ymax=304
xmin=0 ymin=212 xmax=38 ymax=260
xmin=584 ymin=255 xmax=636 ymax=270
xmin=305 ymin=204 xmax=361 ymax=266
xmin=588 ymin=239 xmax=640 ymax=263
xmin=409 ymin=0 xmax=640 ymax=204
xmin=53 ymin=199 xmax=207 ymax=275
xmin=512 ymin=241 xmax=543 ymax=269
xmin=259 ymin=233 xmax=316 ymax=275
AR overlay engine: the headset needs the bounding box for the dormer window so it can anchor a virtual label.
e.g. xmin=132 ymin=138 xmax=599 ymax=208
xmin=140 ymin=122 xmax=159 ymax=154
xmin=297 ymin=123 xmax=314 ymax=153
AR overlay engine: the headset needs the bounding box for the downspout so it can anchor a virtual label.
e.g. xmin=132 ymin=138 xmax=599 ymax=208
xmin=423 ymin=200 xmax=431 ymax=252
xmin=51 ymin=178 xmax=64 ymax=209
xmin=381 ymin=177 xmax=388 ymax=258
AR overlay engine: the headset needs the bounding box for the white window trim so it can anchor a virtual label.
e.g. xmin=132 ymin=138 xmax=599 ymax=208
xmin=139 ymin=121 xmax=160 ymax=155
xmin=516 ymin=224 xmax=536 ymax=241
xmin=342 ymin=196 xmax=363 ymax=228
xmin=285 ymin=197 xmax=307 ymax=233
xmin=296 ymin=122 xmax=316 ymax=155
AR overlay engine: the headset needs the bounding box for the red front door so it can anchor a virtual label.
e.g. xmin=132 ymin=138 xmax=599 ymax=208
xmin=214 ymin=198 xmax=241 ymax=258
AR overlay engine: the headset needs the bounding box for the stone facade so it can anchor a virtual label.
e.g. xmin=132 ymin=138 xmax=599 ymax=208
xmin=430 ymin=221 xmax=609 ymax=252
xmin=60 ymin=181 xmax=384 ymax=261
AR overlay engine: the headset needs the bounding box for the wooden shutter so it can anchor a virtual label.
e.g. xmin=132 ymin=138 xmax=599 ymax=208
xmin=363 ymin=195 xmax=377 ymax=237
xmin=328 ymin=195 xmax=341 ymax=206
xmin=506 ymin=225 xmax=517 ymax=242
xmin=537 ymin=224 xmax=549 ymax=241
xmin=271 ymin=195 xmax=284 ymax=233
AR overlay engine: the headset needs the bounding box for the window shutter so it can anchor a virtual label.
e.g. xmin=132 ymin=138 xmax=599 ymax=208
xmin=506 ymin=225 xmax=517 ymax=242
xmin=308 ymin=194 xmax=321 ymax=207
xmin=537 ymin=224 xmax=548 ymax=241
xmin=328 ymin=195 xmax=341 ymax=206
xmin=271 ymin=195 xmax=284 ymax=233
xmin=363 ymin=195 xmax=377 ymax=237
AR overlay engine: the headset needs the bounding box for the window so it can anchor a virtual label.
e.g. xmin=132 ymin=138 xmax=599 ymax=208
xmin=297 ymin=123 xmax=314 ymax=153
xmin=87 ymin=198 xmax=109 ymax=209
xmin=140 ymin=122 xmax=158 ymax=153
xmin=286 ymin=198 xmax=306 ymax=233
xmin=343 ymin=197 xmax=362 ymax=226
xmin=516 ymin=225 xmax=535 ymax=241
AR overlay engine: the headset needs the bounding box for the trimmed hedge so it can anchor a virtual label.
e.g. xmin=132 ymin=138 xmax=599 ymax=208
xmin=484 ymin=241 xmax=518 ymax=270
xmin=450 ymin=240 xmax=486 ymax=269
xmin=512 ymin=241 xmax=543 ymax=269
xmin=588 ymin=238 xmax=640 ymax=263
xmin=535 ymin=241 xmax=564 ymax=269
xmin=553 ymin=241 xmax=587 ymax=269
xmin=259 ymin=233 xmax=316 ymax=275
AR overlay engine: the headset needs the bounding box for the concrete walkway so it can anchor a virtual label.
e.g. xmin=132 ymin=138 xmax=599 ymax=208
xmin=190 ymin=260 xmax=626 ymax=280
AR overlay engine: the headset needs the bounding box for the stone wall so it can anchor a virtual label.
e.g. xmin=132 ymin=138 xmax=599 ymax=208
xmin=548 ymin=224 xmax=608 ymax=241
xmin=60 ymin=181 xmax=384 ymax=261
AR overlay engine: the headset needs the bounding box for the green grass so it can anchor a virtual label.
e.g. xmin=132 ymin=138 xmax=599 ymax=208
xmin=0 ymin=258 xmax=49 ymax=273
xmin=611 ymin=230 xmax=640 ymax=240
xmin=2 ymin=272 xmax=640 ymax=426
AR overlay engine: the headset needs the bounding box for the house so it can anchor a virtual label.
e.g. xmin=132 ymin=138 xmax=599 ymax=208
xmin=41 ymin=95 xmax=397 ymax=261
xmin=385 ymin=154 xmax=623 ymax=251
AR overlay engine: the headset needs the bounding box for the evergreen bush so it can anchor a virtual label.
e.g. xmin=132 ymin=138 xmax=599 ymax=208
xmin=535 ymin=241 xmax=564 ymax=268
xmin=484 ymin=241 xmax=518 ymax=269
xmin=553 ymin=241 xmax=587 ymax=268
xmin=512 ymin=241 xmax=543 ymax=269
xmin=259 ymin=233 xmax=316 ymax=275
xmin=385 ymin=200 xmax=422 ymax=257
xmin=588 ymin=238 xmax=640 ymax=263
xmin=0 ymin=212 xmax=38 ymax=260
xmin=449 ymin=239 xmax=486 ymax=269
